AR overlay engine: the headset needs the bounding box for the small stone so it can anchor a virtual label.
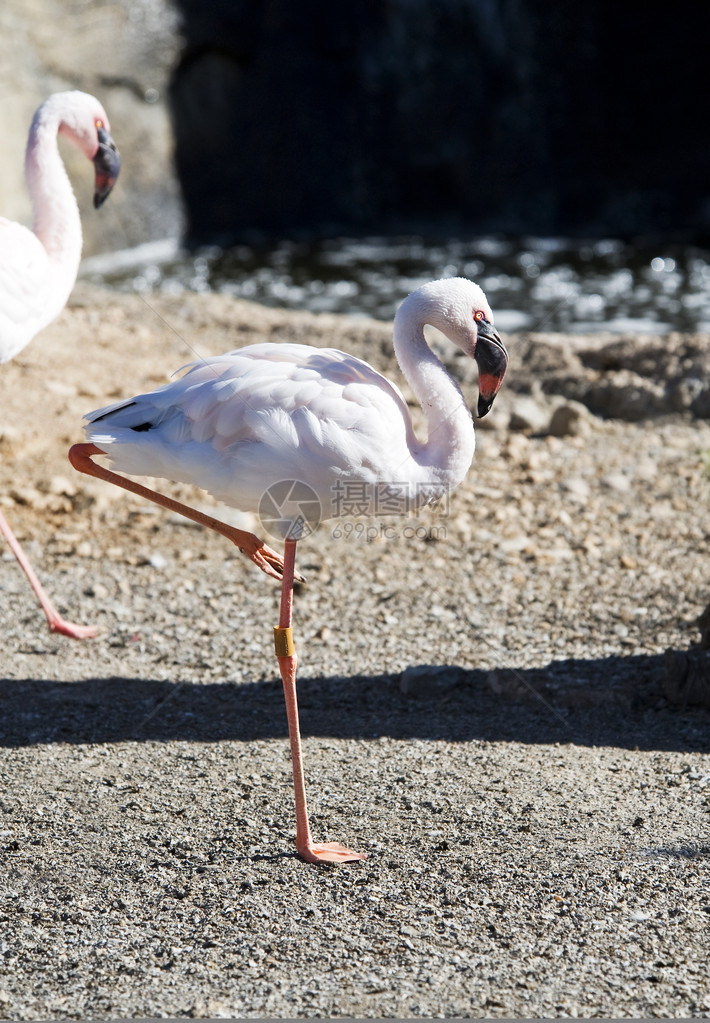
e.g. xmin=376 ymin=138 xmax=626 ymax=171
xmin=45 ymin=378 xmax=78 ymax=397
xmin=9 ymin=485 xmax=42 ymax=507
xmin=504 ymin=433 xmax=531 ymax=462
xmin=500 ymin=535 xmax=531 ymax=554
xmin=548 ymin=402 xmax=593 ymax=438
xmin=48 ymin=475 xmax=77 ymax=497
xmin=602 ymin=472 xmax=632 ymax=492
xmin=508 ymin=396 xmax=551 ymax=434
xmin=561 ymin=477 xmax=590 ymax=499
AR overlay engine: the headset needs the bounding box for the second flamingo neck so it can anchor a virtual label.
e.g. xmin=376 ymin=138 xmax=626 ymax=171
xmin=25 ymin=113 xmax=83 ymax=288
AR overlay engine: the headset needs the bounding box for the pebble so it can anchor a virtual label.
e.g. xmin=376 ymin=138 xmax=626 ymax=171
xmin=548 ymin=401 xmax=593 ymax=437
xmin=561 ymin=477 xmax=590 ymax=499
xmin=508 ymin=395 xmax=551 ymax=434
xmin=602 ymin=472 xmax=632 ymax=492
xmin=48 ymin=475 xmax=77 ymax=497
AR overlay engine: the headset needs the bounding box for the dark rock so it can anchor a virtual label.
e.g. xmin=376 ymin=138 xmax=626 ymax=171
xmin=399 ymin=664 xmax=465 ymax=697
xmin=663 ymin=649 xmax=710 ymax=710
xmin=697 ymin=603 xmax=710 ymax=650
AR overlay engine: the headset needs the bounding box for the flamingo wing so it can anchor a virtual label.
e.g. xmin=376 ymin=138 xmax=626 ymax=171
xmin=0 ymin=219 xmax=53 ymax=363
xmin=84 ymin=343 xmax=419 ymax=513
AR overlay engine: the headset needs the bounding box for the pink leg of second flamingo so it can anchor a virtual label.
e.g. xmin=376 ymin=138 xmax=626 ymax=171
xmin=275 ymin=538 xmax=366 ymax=864
xmin=0 ymin=510 xmax=97 ymax=639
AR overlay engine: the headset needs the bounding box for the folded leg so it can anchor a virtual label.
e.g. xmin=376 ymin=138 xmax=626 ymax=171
xmin=68 ymin=443 xmax=300 ymax=582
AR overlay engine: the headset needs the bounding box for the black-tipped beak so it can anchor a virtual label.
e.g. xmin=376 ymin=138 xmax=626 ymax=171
xmin=93 ymin=126 xmax=121 ymax=208
xmin=474 ymin=319 xmax=509 ymax=418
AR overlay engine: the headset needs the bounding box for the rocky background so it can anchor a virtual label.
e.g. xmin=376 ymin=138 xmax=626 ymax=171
xmin=3 ymin=1 xmax=709 ymax=251
xmin=169 ymin=1 xmax=710 ymax=243
xmin=0 ymin=0 xmax=182 ymax=255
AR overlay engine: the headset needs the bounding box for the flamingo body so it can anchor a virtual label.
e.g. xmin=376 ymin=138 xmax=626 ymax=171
xmin=74 ymin=277 xmax=509 ymax=858
xmin=0 ymin=220 xmax=55 ymax=362
xmin=84 ymin=279 xmax=508 ymax=535
xmin=86 ymin=343 xmax=442 ymax=527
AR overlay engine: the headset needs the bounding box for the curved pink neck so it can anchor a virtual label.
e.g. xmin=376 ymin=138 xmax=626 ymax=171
xmin=392 ymin=299 xmax=476 ymax=488
xmin=24 ymin=104 xmax=83 ymax=298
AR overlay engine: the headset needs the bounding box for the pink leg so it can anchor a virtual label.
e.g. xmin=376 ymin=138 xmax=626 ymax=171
xmin=275 ymin=538 xmax=366 ymax=864
xmin=0 ymin=509 xmax=97 ymax=639
xmin=68 ymin=444 xmax=302 ymax=582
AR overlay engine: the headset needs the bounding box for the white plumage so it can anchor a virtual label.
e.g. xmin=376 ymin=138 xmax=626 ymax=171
xmin=0 ymin=91 xmax=120 ymax=362
xmin=84 ymin=278 xmax=508 ymax=535
xmin=87 ymin=344 xmax=420 ymax=520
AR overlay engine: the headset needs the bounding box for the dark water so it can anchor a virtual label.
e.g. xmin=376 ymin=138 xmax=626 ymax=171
xmin=81 ymin=235 xmax=710 ymax=334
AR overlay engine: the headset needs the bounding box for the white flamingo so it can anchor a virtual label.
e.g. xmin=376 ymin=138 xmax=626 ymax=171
xmin=0 ymin=91 xmax=120 ymax=639
xmin=69 ymin=277 xmax=508 ymax=862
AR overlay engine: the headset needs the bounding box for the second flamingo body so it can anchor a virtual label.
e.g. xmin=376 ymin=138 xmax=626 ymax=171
xmin=1 ymin=91 xmax=120 ymax=639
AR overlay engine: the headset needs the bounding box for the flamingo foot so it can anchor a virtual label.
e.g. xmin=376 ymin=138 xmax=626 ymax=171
xmin=238 ymin=536 xmax=306 ymax=584
xmin=48 ymin=616 xmax=99 ymax=640
xmin=297 ymin=841 xmax=367 ymax=864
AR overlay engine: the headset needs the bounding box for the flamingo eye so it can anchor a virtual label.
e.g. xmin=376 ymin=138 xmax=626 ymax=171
xmin=474 ymin=310 xmax=485 ymax=322
xmin=95 ymin=119 xmax=104 ymax=129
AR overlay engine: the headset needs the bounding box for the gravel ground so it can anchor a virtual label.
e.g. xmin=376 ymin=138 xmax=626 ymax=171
xmin=1 ymin=283 xmax=709 ymax=1019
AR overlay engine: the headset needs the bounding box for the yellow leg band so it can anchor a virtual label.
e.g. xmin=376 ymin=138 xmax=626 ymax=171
xmin=274 ymin=626 xmax=295 ymax=657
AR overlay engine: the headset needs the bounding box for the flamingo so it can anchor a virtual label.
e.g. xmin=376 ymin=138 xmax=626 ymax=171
xmin=69 ymin=277 xmax=509 ymax=862
xmin=0 ymin=91 xmax=120 ymax=639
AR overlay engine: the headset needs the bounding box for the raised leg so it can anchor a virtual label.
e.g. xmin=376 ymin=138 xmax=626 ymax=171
xmin=0 ymin=510 xmax=97 ymax=639
xmin=275 ymin=538 xmax=366 ymax=864
xmin=68 ymin=443 xmax=302 ymax=582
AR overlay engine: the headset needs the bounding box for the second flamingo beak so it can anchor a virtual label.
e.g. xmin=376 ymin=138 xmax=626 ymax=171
xmin=474 ymin=320 xmax=509 ymax=418
xmin=93 ymin=126 xmax=121 ymax=208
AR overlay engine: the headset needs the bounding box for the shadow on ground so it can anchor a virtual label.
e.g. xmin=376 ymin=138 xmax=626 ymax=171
xmin=1 ymin=651 xmax=708 ymax=753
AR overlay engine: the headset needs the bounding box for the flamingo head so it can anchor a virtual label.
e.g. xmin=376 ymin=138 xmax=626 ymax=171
xmin=416 ymin=277 xmax=509 ymax=418
xmin=54 ymin=92 xmax=121 ymax=207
